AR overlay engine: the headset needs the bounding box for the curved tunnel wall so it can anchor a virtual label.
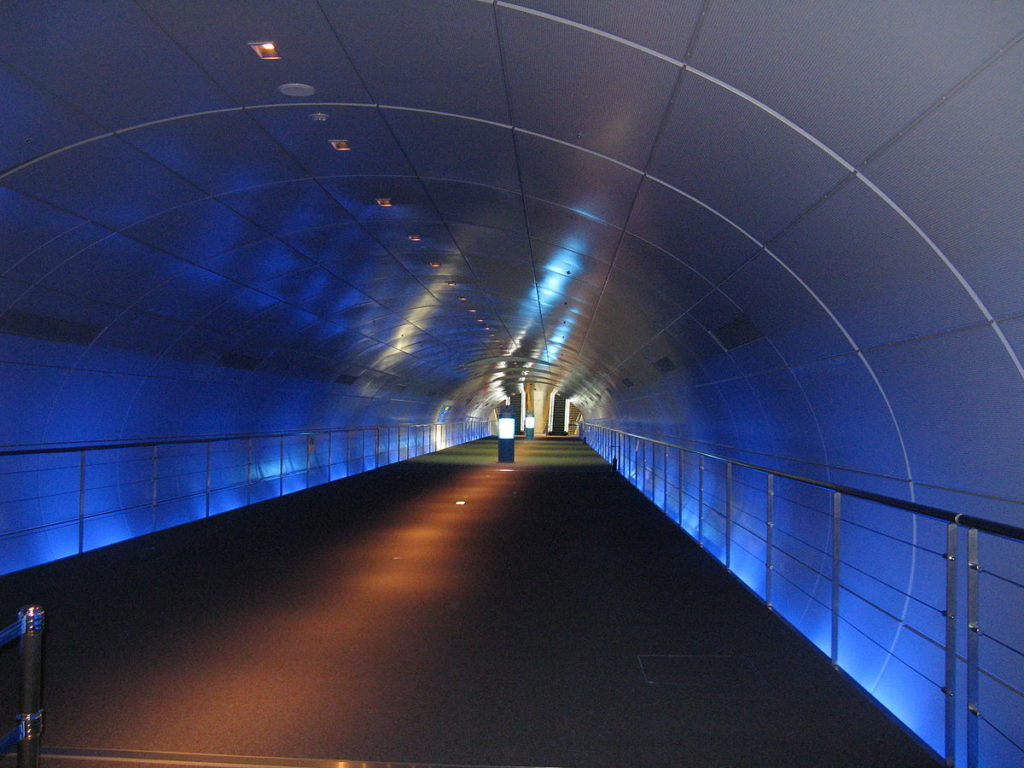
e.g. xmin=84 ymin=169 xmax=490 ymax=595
xmin=1 ymin=2 xmax=1022 ymax=763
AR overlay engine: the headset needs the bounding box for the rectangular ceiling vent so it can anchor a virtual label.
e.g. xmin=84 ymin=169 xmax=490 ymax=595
xmin=712 ymin=315 xmax=763 ymax=351
xmin=0 ymin=309 xmax=101 ymax=346
xmin=621 ymin=377 xmax=634 ymax=388
xmin=335 ymin=373 xmax=360 ymax=386
xmin=218 ymin=352 xmax=262 ymax=370
xmin=653 ymin=356 xmax=677 ymax=374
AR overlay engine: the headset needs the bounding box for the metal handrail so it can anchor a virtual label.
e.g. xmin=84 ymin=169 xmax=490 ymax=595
xmin=0 ymin=606 xmax=45 ymax=768
xmin=586 ymin=424 xmax=1024 ymax=542
xmin=583 ymin=422 xmax=1024 ymax=767
xmin=0 ymin=419 xmax=491 ymax=458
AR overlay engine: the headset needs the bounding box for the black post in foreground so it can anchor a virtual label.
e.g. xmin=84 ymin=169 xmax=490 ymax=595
xmin=18 ymin=606 xmax=44 ymax=768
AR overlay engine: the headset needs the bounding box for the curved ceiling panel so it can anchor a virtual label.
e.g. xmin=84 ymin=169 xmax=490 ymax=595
xmin=0 ymin=0 xmax=1021 ymax=524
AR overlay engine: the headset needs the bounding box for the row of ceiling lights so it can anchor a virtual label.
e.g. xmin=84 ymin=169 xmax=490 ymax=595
xmin=253 ymin=40 xmax=501 ymax=345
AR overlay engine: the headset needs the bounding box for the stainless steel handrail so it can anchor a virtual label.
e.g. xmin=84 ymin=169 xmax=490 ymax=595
xmin=582 ymin=422 xmax=1024 ymax=768
xmin=584 ymin=424 xmax=1024 ymax=542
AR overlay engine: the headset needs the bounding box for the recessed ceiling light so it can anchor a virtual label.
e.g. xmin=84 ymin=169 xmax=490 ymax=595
xmin=329 ymin=139 xmax=351 ymax=151
xmin=455 ymin=500 xmax=467 ymax=505
xmin=476 ymin=319 xmax=483 ymax=323
xmin=278 ymin=83 xmax=315 ymax=98
xmin=428 ymin=261 xmax=441 ymax=268
xmin=250 ymin=41 xmax=281 ymax=60
xmin=458 ymin=296 xmax=467 ymax=302
xmin=375 ymin=198 xmax=393 ymax=207
xmin=408 ymin=234 xmax=422 ymax=242
xmin=469 ymin=308 xmax=476 ymax=313
xmin=446 ymin=281 xmax=457 ymax=287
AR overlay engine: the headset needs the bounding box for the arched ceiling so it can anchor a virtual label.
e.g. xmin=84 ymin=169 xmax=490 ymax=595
xmin=1 ymin=1 xmax=1023 ymax=513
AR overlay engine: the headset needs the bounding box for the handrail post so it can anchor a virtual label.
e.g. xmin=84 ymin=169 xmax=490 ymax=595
xmin=943 ymin=523 xmax=957 ymax=767
xmin=831 ymin=491 xmax=842 ymax=667
xmin=78 ymin=450 xmax=86 ymax=554
xmin=375 ymin=427 xmax=381 ymax=469
xmin=766 ymin=474 xmax=774 ymax=609
xmin=17 ymin=605 xmax=45 ymax=768
xmin=150 ymin=445 xmax=159 ymax=530
xmin=966 ymin=528 xmax=980 ymax=768
xmin=677 ymin=447 xmax=684 ymax=526
xmin=305 ymin=436 xmax=313 ymax=487
xmin=725 ymin=462 xmax=733 ymax=569
xmin=246 ymin=438 xmax=253 ymax=505
xmin=698 ymin=455 xmax=705 ymax=548
xmin=278 ymin=435 xmax=285 ymax=496
xmin=205 ymin=442 xmax=212 ymax=518
xmin=327 ymin=431 xmax=334 ymax=481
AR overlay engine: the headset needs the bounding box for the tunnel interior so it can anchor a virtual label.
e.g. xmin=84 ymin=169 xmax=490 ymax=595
xmin=1 ymin=2 xmax=1022 ymax=766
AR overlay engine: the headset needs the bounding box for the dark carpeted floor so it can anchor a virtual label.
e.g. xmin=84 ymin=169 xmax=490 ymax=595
xmin=0 ymin=438 xmax=939 ymax=768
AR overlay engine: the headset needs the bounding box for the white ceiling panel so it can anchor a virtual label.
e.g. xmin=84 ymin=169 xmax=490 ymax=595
xmin=865 ymin=43 xmax=1024 ymax=318
xmin=2 ymin=137 xmax=206 ymax=230
xmin=507 ymin=1 xmax=703 ymax=62
xmin=427 ymin=183 xmax=528 ymax=234
xmin=320 ymin=177 xmax=441 ymax=224
xmin=771 ymin=178 xmax=986 ymax=349
xmin=320 ymin=0 xmax=510 ymax=123
xmin=385 ymin=110 xmax=519 ymax=191
xmin=626 ymin=178 xmax=760 ymax=284
xmin=500 ymin=4 xmax=679 ymax=168
xmin=691 ymin=0 xmax=1024 ymax=164
xmin=517 ymin=132 xmax=642 ymax=228
xmin=135 ymin=0 xmax=369 ymax=106
xmin=121 ymin=111 xmax=308 ymax=196
xmin=650 ymin=72 xmax=849 ymax=243
xmin=251 ymin=106 xmax=414 ymax=178
xmin=123 ymin=198 xmax=268 ymax=263
xmin=220 ymin=180 xmax=353 ymax=236
xmin=523 ymin=198 xmax=621 ymax=266
xmin=0 ymin=0 xmax=233 ymax=129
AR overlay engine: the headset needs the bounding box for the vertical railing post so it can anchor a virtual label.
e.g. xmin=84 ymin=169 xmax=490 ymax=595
xmin=305 ymin=435 xmax=313 ymax=487
xmin=151 ymin=445 xmax=158 ymax=530
xmin=327 ymin=431 xmax=334 ymax=481
xmin=205 ymin=442 xmax=212 ymax=518
xmin=766 ymin=474 xmax=774 ymax=609
xmin=78 ymin=450 xmax=86 ymax=554
xmin=246 ymin=438 xmax=253 ymax=505
xmin=662 ymin=444 xmax=668 ymax=511
xmin=966 ymin=527 xmax=980 ymax=768
xmin=375 ymin=427 xmax=381 ymax=469
xmin=830 ymin=491 xmax=842 ymax=667
xmin=725 ymin=462 xmax=733 ymax=569
xmin=678 ymin=448 xmax=684 ymax=526
xmin=17 ymin=605 xmax=45 ymax=768
xmin=278 ymin=435 xmax=285 ymax=496
xmin=698 ymin=455 xmax=705 ymax=548
xmin=943 ymin=523 xmax=958 ymax=767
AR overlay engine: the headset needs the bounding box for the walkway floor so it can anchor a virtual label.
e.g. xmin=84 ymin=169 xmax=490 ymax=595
xmin=0 ymin=438 xmax=938 ymax=768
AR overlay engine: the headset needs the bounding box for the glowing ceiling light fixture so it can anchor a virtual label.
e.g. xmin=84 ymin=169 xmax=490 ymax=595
xmin=375 ymin=197 xmax=393 ymax=207
xmin=446 ymin=281 xmax=457 ymax=287
xmin=458 ymin=296 xmax=467 ymax=302
xmin=408 ymin=234 xmax=422 ymax=242
xmin=250 ymin=41 xmax=281 ymax=59
xmin=329 ymin=139 xmax=351 ymax=151
xmin=469 ymin=308 xmax=476 ymax=313
xmin=428 ymin=261 xmax=441 ymax=268
xmin=455 ymin=500 xmax=467 ymax=506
